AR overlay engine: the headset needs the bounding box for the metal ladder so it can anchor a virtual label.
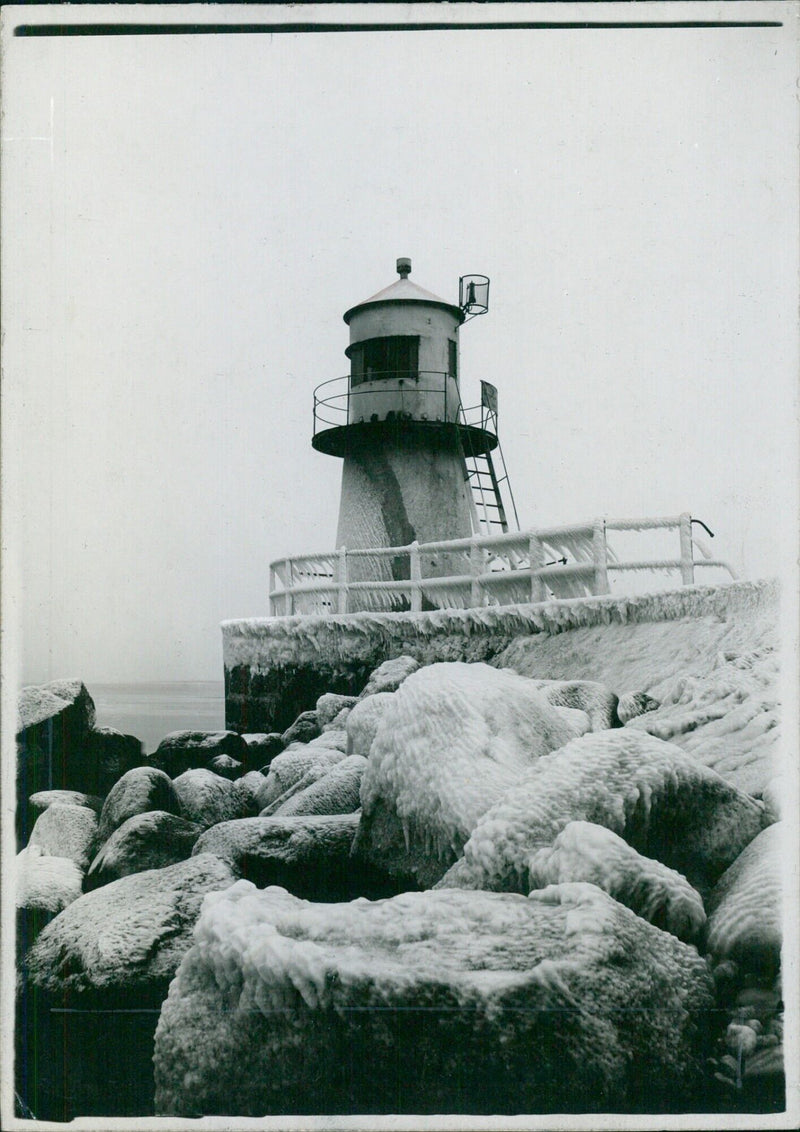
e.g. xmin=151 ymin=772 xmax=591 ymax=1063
xmin=464 ymin=443 xmax=519 ymax=535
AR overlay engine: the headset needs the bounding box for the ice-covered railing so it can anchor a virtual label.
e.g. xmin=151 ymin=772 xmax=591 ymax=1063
xmin=268 ymin=513 xmax=738 ymax=616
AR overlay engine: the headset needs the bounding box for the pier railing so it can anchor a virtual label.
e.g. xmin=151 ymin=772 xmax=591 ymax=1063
xmin=268 ymin=513 xmax=738 ymax=617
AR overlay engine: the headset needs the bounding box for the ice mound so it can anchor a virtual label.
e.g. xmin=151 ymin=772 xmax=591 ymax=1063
xmin=153 ymin=881 xmax=714 ymax=1116
xmin=256 ymin=745 xmax=346 ymax=811
xmin=345 ymin=691 xmax=396 ymax=757
xmin=271 ymin=754 xmax=366 ymax=817
xmin=354 ymin=662 xmax=580 ymax=886
xmin=527 ymin=821 xmax=706 ymax=942
xmin=526 ymin=679 xmax=619 ymax=730
xmin=438 ymin=729 xmax=765 ymax=897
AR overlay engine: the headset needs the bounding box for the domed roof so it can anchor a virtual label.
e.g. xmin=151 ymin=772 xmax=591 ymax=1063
xmin=344 ymin=262 xmax=463 ymax=324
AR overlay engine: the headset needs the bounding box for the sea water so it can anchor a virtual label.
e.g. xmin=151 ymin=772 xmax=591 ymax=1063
xmin=91 ymin=681 xmax=225 ymax=755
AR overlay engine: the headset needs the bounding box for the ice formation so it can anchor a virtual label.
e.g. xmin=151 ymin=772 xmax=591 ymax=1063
xmin=345 ymin=692 xmax=396 ymax=757
xmin=256 ymin=745 xmax=346 ymax=811
xmin=437 ymin=728 xmax=765 ymax=897
xmin=153 ymin=881 xmax=714 ymax=1116
xmin=270 ymin=754 xmax=366 ymax=818
xmin=355 ymin=662 xmax=582 ymax=884
xmin=526 ymin=821 xmax=706 ymax=942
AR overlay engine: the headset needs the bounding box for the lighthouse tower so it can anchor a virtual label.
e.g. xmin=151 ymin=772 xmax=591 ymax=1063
xmin=312 ymin=260 xmax=508 ymax=570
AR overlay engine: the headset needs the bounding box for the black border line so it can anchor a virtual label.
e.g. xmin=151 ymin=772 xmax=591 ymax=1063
xmin=12 ymin=19 xmax=785 ymax=35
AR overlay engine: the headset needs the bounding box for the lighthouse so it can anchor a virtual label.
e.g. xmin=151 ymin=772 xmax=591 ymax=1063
xmin=312 ymin=260 xmax=513 ymax=591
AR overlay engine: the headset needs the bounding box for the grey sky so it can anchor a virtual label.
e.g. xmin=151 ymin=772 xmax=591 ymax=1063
xmin=3 ymin=3 xmax=798 ymax=683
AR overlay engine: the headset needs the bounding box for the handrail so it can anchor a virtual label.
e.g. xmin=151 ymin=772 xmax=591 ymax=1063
xmin=268 ymin=513 xmax=739 ymax=616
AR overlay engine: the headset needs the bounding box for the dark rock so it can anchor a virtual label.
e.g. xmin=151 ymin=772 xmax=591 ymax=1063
xmin=16 ymin=854 xmax=237 ymax=1121
xmin=86 ymin=726 xmax=143 ymax=794
xmin=153 ymin=882 xmax=715 ymax=1116
xmin=86 ymin=811 xmax=205 ymax=888
xmin=151 ymin=730 xmax=248 ymax=778
xmin=192 ymin=812 xmax=398 ymax=901
xmin=207 ymin=754 xmax=243 ymax=779
xmin=272 ymin=755 xmax=366 ymax=818
xmin=28 ymin=802 xmax=98 ymax=872
xmin=96 ymin=766 xmax=182 ymax=846
xmin=241 ymin=732 xmax=284 ymax=769
xmin=280 ymin=710 xmax=320 ymax=747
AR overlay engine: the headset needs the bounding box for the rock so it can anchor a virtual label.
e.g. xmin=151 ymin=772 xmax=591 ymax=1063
xmin=192 ymin=812 xmax=392 ymax=901
xmin=527 ymin=678 xmax=619 ymax=730
xmin=28 ymin=789 xmax=103 ymax=827
xmin=326 ymin=708 xmax=352 ymax=731
xmin=526 ymin=821 xmax=706 ymax=943
xmin=704 ymin=823 xmax=782 ymax=979
xmin=617 ymin=691 xmax=661 ymax=725
xmin=86 ymin=726 xmax=143 ymax=794
xmin=316 ymin=692 xmax=357 ymax=730
xmin=16 ymin=680 xmax=96 ymax=834
xmin=256 ymin=745 xmax=346 ymax=812
xmin=86 ymin=811 xmax=205 ymax=888
xmin=171 ymin=768 xmax=238 ymax=828
xmin=17 ymin=854 xmax=238 ymax=1120
xmin=280 ymin=710 xmax=320 ymax=747
xmin=354 ymin=663 xmax=581 ymax=888
xmin=357 ymin=655 xmax=420 ymax=699
xmin=207 ymin=754 xmax=243 ymax=779
xmin=241 ymin=732 xmax=284 ymax=769
xmin=308 ymin=728 xmax=348 ymax=752
xmin=438 ymin=729 xmax=766 ymax=898
xmin=228 ymin=770 xmax=267 ymax=817
xmin=760 ymin=775 xmax=784 ymax=824
xmin=16 ymin=846 xmax=84 ymax=952
xmin=151 ymin=730 xmax=248 ymax=778
xmin=271 ymin=755 xmax=367 ymax=818
xmin=28 ymin=803 xmax=98 ymax=872
xmin=96 ymin=766 xmax=182 ymax=846
xmin=153 ymin=881 xmax=715 ymax=1116
xmin=345 ymin=692 xmax=395 ymax=757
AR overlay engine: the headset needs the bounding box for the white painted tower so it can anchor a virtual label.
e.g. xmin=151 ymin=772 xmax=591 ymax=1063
xmin=312 ymin=259 xmax=512 ymax=604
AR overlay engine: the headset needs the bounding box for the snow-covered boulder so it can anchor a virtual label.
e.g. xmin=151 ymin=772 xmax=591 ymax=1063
xmin=153 ymin=881 xmax=715 ymax=1116
xmin=280 ymin=710 xmax=320 ymax=747
xmin=271 ymin=755 xmax=366 ymax=818
xmin=527 ymin=679 xmax=619 ymax=731
xmin=617 ymin=691 xmax=660 ymax=725
xmin=17 ymin=854 xmax=238 ymax=1121
xmin=96 ymin=766 xmax=182 ymax=846
xmin=207 ymin=754 xmax=243 ymax=779
xmin=228 ymin=770 xmax=267 ymax=817
xmin=308 ymin=728 xmax=348 ymax=752
xmin=316 ymin=692 xmax=357 ymax=730
xmin=354 ymin=662 xmax=581 ymax=887
xmin=152 ymin=730 xmax=248 ymax=778
xmin=28 ymin=802 xmax=98 ymax=872
xmin=704 ymin=823 xmax=783 ymax=978
xmin=86 ymin=726 xmax=143 ymax=794
xmin=16 ymin=845 xmax=84 ymax=941
xmin=171 ymin=768 xmax=240 ymax=828
xmin=191 ymin=812 xmax=390 ymax=901
xmin=256 ymin=745 xmax=346 ymax=812
xmin=439 ymin=729 xmax=765 ymax=897
xmin=241 ymin=732 xmax=284 ymax=769
xmin=28 ymin=789 xmax=103 ymax=818
xmin=345 ymin=692 xmax=395 ymax=757
xmin=526 ymin=821 xmax=706 ymax=943
xmin=357 ymin=655 xmax=419 ymax=699
xmin=86 ymin=811 xmax=205 ymax=888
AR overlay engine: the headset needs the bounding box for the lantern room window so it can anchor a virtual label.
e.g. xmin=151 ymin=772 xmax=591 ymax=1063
xmin=348 ymin=336 xmax=419 ymax=387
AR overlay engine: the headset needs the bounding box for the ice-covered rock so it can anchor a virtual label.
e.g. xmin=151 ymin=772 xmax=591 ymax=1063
xmin=17 ymin=854 xmax=238 ymax=1121
xmin=190 ymin=812 xmax=392 ymax=901
xmin=552 ymin=706 xmax=592 ymax=736
xmin=760 ymin=775 xmax=784 ymax=824
xmin=28 ymin=802 xmax=98 ymax=872
xmin=345 ymin=691 xmax=395 ymax=757
xmin=308 ymin=728 xmax=348 ymax=752
xmin=16 ymin=845 xmax=83 ymax=921
xmin=96 ymin=766 xmax=182 ymax=846
xmin=86 ymin=811 xmax=205 ymax=888
xmin=152 ymin=730 xmax=248 ymax=778
xmin=207 ymin=754 xmax=243 ymax=779
xmin=316 ymin=692 xmax=357 ymax=730
xmin=704 ymin=823 xmax=783 ymax=978
xmin=439 ymin=729 xmax=765 ymax=897
xmin=153 ymin=881 xmax=715 ymax=1116
xmin=354 ymin=662 xmax=580 ymax=887
xmin=86 ymin=726 xmax=143 ymax=794
xmin=617 ymin=691 xmax=661 ymax=725
xmin=28 ymin=789 xmax=103 ymax=819
xmin=526 ymin=679 xmax=619 ymax=730
xmin=271 ymin=754 xmax=366 ymax=818
xmin=256 ymin=745 xmax=346 ymax=811
xmin=228 ymin=770 xmax=267 ymax=817
xmin=171 ymin=768 xmax=239 ymax=828
xmin=357 ymin=655 xmax=419 ymax=698
xmin=526 ymin=821 xmax=706 ymax=943
xmin=241 ymin=732 xmax=284 ymax=769
xmin=280 ymin=710 xmax=320 ymax=747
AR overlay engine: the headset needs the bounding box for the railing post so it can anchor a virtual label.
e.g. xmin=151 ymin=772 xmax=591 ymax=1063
xmin=269 ymin=564 xmax=276 ymax=616
xmin=409 ymin=541 xmax=422 ymax=612
xmin=336 ymin=546 xmax=348 ymax=614
xmin=285 ymin=557 xmax=295 ymax=616
xmin=679 ymin=513 xmax=695 ymax=585
xmin=528 ymin=533 xmax=546 ymax=602
xmin=469 ymin=537 xmax=485 ymax=606
xmin=592 ymin=520 xmax=610 ymax=595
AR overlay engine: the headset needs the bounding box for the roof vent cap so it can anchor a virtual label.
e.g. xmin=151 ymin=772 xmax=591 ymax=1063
xmin=396 ymin=257 xmax=412 ymax=278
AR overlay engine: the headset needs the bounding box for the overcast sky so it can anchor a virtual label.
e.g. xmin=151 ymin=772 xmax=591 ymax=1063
xmin=2 ymin=2 xmax=798 ymax=684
